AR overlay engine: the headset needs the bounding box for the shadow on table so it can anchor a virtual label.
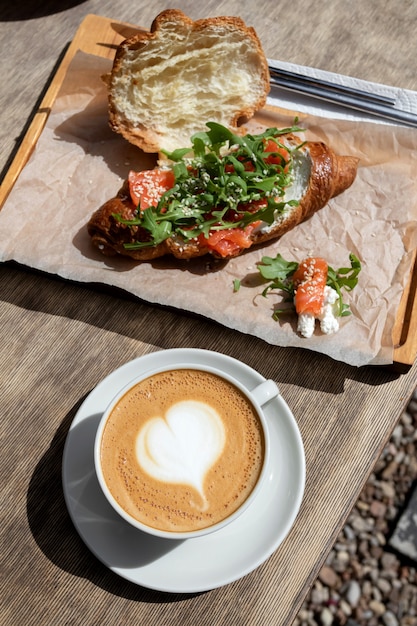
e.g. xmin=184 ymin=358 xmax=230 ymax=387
xmin=0 ymin=1 xmax=87 ymax=20
xmin=1 ymin=262 xmax=403 ymax=394
xmin=26 ymin=398 xmax=201 ymax=602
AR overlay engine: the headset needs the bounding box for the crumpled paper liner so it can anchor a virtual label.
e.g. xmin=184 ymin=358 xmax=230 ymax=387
xmin=1 ymin=51 xmax=416 ymax=367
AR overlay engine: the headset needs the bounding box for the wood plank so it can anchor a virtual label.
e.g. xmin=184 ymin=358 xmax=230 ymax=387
xmin=391 ymin=250 xmax=417 ymax=370
xmin=0 ymin=15 xmax=140 ymax=209
xmin=0 ymin=13 xmax=416 ymax=369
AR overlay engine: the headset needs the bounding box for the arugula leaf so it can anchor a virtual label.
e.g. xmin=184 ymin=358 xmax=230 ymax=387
xmin=326 ymin=253 xmax=362 ymax=316
xmin=258 ymin=254 xmax=298 ymax=289
xmin=123 ymin=208 xmax=172 ymax=249
xmin=164 ymin=147 xmax=193 ymax=161
xmin=123 ymin=121 xmax=304 ymax=249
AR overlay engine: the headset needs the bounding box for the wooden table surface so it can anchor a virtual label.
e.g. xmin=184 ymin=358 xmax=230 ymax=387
xmin=1 ymin=2 xmax=417 ymax=625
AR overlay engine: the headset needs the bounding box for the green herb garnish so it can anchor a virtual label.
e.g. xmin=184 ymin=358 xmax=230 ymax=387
xmin=115 ymin=121 xmax=304 ymax=249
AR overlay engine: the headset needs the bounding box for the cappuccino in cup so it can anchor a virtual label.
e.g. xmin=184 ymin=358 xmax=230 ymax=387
xmin=96 ymin=366 xmax=275 ymax=537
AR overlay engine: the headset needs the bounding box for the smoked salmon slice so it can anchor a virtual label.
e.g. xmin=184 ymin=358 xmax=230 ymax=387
xmin=199 ymin=223 xmax=260 ymax=258
xmin=128 ymin=169 xmax=175 ymax=209
xmin=293 ymin=257 xmax=328 ymax=317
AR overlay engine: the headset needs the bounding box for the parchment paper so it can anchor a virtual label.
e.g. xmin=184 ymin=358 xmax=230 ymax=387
xmin=1 ymin=51 xmax=416 ymax=367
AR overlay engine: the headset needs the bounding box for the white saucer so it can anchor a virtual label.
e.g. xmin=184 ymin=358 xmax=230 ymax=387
xmin=62 ymin=348 xmax=305 ymax=593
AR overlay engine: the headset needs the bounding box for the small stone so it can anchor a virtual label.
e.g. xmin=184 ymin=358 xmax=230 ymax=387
xmin=380 ymin=552 xmax=399 ymax=571
xmin=372 ymin=586 xmax=382 ymax=602
xmin=334 ymin=550 xmax=350 ymax=572
xmin=399 ymin=581 xmax=417 ymax=605
xmin=395 ymin=450 xmax=405 ymax=463
xmin=318 ymin=565 xmax=339 ymax=588
xmin=379 ymin=481 xmax=396 ymax=499
xmin=343 ymin=524 xmax=356 ymax=542
xmin=377 ymin=578 xmax=392 ymax=594
xmin=350 ymin=559 xmax=364 ymax=578
xmin=358 ymin=539 xmax=369 ymax=557
xmin=369 ymin=599 xmax=386 ymax=616
xmin=344 ymin=580 xmax=361 ymax=607
xmin=363 ymin=483 xmax=376 ymax=499
xmin=382 ymin=610 xmax=399 ymax=626
xmin=362 ymin=580 xmax=373 ymax=597
xmin=297 ymin=608 xmax=311 ymax=621
xmin=336 ymin=549 xmax=350 ymax=562
xmin=320 ymin=607 xmax=334 ymax=626
xmin=386 ymin=505 xmax=398 ymax=521
xmin=391 ymin=578 xmax=402 ymax=589
xmin=311 ymin=584 xmax=329 ymax=605
xmin=408 ymin=456 xmax=417 ymax=474
xmin=368 ymin=566 xmax=380 ymax=583
xmin=370 ymin=500 xmax=387 ymax=518
xmin=339 ymin=599 xmax=352 ymax=616
xmin=329 ymin=589 xmax=341 ymax=605
xmin=375 ymin=531 xmax=387 ymax=546
xmin=390 ymin=425 xmax=403 ymax=445
xmin=336 ymin=611 xmax=348 ymax=624
xmin=382 ymin=461 xmax=398 ymax=480
xmin=388 ymin=585 xmax=400 ymax=607
xmin=353 ymin=515 xmax=374 ymax=532
xmin=361 ymin=609 xmax=374 ymax=620
xmin=370 ymin=545 xmax=384 ymax=559
xmin=356 ymin=501 xmax=370 ymax=512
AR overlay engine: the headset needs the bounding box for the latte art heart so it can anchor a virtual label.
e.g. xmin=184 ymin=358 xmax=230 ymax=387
xmin=135 ymin=400 xmax=226 ymax=502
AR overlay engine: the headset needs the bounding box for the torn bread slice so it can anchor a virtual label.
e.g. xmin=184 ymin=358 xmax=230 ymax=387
xmin=106 ymin=9 xmax=270 ymax=153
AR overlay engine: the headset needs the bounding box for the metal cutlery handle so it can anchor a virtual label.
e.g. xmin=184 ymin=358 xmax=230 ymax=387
xmin=269 ymin=74 xmax=417 ymax=128
xmin=268 ymin=66 xmax=396 ymax=107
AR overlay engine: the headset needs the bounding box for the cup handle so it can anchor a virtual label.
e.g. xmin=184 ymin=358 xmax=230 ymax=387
xmin=251 ymin=380 xmax=280 ymax=407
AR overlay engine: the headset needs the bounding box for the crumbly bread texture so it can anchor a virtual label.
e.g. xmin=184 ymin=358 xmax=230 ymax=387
xmin=87 ymin=136 xmax=359 ymax=261
xmin=106 ymin=9 xmax=270 ymax=153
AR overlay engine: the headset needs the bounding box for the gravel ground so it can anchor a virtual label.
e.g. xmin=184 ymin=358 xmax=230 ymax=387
xmin=294 ymin=389 xmax=417 ymax=626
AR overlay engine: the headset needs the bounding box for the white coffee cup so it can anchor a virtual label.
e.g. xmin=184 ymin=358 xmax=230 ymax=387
xmin=94 ymin=362 xmax=278 ymax=540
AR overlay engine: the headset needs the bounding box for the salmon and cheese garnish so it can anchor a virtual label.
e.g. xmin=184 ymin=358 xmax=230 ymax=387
xmin=256 ymin=253 xmax=361 ymax=338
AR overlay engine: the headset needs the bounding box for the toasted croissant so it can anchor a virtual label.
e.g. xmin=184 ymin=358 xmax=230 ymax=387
xmin=106 ymin=9 xmax=270 ymax=153
xmin=87 ymin=137 xmax=358 ymax=261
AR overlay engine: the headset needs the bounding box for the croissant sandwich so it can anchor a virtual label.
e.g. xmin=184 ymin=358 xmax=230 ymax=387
xmin=88 ymin=122 xmax=359 ymax=261
xmin=88 ymin=10 xmax=359 ymax=262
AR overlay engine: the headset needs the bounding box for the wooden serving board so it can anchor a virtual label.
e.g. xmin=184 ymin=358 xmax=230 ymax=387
xmin=1 ymin=14 xmax=416 ymax=369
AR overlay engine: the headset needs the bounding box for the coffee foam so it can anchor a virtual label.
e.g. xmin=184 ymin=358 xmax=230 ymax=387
xmin=100 ymin=369 xmax=265 ymax=532
xmin=136 ymin=400 xmax=226 ymax=505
